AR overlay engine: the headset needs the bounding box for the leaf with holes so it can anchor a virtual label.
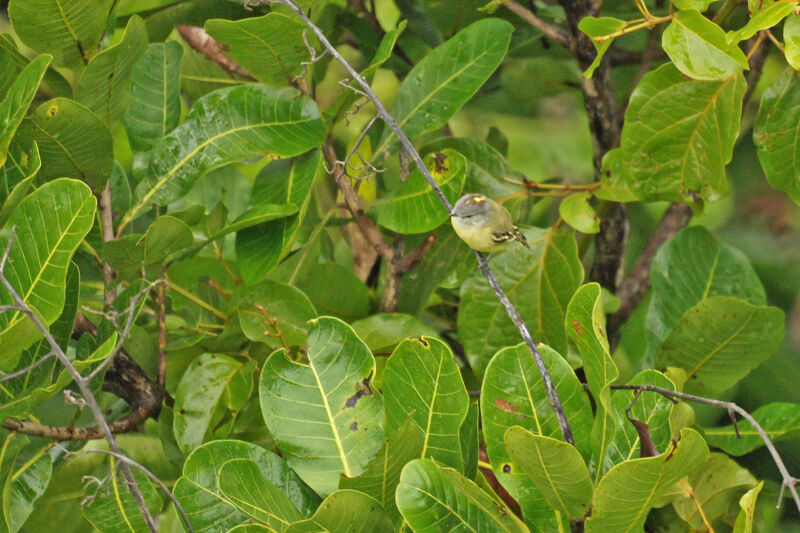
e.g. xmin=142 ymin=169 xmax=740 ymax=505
xmin=259 ymin=317 xmax=384 ymax=496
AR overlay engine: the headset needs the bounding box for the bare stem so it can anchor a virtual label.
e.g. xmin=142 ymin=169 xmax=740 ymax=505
xmin=278 ymin=0 xmax=575 ymax=444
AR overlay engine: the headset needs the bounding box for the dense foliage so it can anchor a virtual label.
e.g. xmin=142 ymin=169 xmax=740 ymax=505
xmin=1 ymin=0 xmax=799 ymax=531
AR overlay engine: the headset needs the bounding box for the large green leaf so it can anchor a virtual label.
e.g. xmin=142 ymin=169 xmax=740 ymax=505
xmin=125 ymin=85 xmax=325 ymax=228
xmin=481 ymin=343 xmax=592 ymax=527
xmin=383 ymin=337 xmax=469 ymax=471
xmin=81 ymin=459 xmax=162 ymax=533
xmin=671 ymin=453 xmax=756 ymax=529
xmin=599 ymin=65 xmax=745 ymax=203
xmin=459 ymin=227 xmax=583 ymax=377
xmin=219 ymin=458 xmax=304 ymax=531
xmin=123 ymin=41 xmax=184 ymax=151
xmin=645 ymin=226 xmax=765 ymax=358
xmin=3 ymin=446 xmax=52 ymax=533
xmin=656 ymin=296 xmax=784 ymax=394
xmin=294 ymin=263 xmax=370 ymax=322
xmin=0 ymin=179 xmax=95 ymax=370
xmin=350 ymin=313 xmax=437 ymax=354
xmin=284 ymin=490 xmax=394 ymax=533
xmin=259 ymin=317 xmax=384 ymax=496
xmin=235 ymin=279 xmax=317 ymax=350
xmin=754 ymin=68 xmax=800 ymax=205
xmin=705 ymin=402 xmax=800 ymax=455
xmin=205 ymin=13 xmax=310 ymax=86
xmin=172 ymin=353 xmax=245 ymax=453
xmin=372 ymin=149 xmax=466 ymax=234
xmin=584 ymin=429 xmax=709 ymax=533
xmin=0 ymin=142 xmax=41 ymax=227
xmin=8 ymin=0 xmax=108 ymax=68
xmin=0 ymin=262 xmax=78 ymax=421
xmin=0 ymin=55 xmax=50 ymax=169
xmin=726 ymin=2 xmax=797 ymax=44
xmin=0 ymin=34 xmax=71 ymax=97
xmin=74 ymin=16 xmax=147 ymax=126
xmin=13 ymin=98 xmax=114 ymax=190
xmin=504 ymin=427 xmax=593 ymax=520
xmin=173 ymin=440 xmax=319 ymax=532
xmin=662 ymin=10 xmax=749 ymax=80
xmin=338 ymin=418 xmax=425 ymax=527
xmin=374 ymin=18 xmax=514 ymax=157
xmin=396 ymin=459 xmax=529 ymax=533
xmin=236 ymin=150 xmax=321 ymax=282
xmin=565 ymin=283 xmax=619 ymax=480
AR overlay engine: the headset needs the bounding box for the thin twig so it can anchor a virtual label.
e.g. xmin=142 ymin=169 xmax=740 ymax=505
xmin=279 ymin=0 xmax=576 ymax=444
xmin=0 ymin=351 xmax=55 ymax=384
xmin=0 ymin=231 xmax=157 ymax=531
xmin=612 ymin=384 xmax=800 ymax=512
xmin=504 ymin=0 xmax=569 ymax=46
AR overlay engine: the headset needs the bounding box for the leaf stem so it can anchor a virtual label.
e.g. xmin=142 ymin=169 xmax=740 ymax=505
xmin=593 ymin=15 xmax=673 ymax=43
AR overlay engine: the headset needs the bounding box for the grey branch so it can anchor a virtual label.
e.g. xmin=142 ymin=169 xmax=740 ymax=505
xmin=276 ymin=0 xmax=575 ymax=445
xmin=613 ymin=384 xmax=800 ymax=513
xmin=0 ymin=230 xmax=158 ymax=532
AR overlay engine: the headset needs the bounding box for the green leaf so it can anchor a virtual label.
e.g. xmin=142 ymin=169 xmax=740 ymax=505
xmin=173 ymin=440 xmax=319 ymax=532
xmin=372 ymin=149 xmax=467 ymax=234
xmin=142 ymin=215 xmax=193 ymax=266
xmin=663 ymin=10 xmax=749 ymax=80
xmin=733 ymin=481 xmax=763 ymax=533
xmin=383 ymin=337 xmax=470 ymax=471
xmin=236 ymin=150 xmax=321 ymax=282
xmin=4 ymin=445 xmax=52 ymax=533
xmin=396 ymin=458 xmax=529 ymax=533
xmin=504 ymin=427 xmax=593 ymax=520
xmin=645 ymin=226 xmax=766 ymax=357
xmin=598 ymin=65 xmax=746 ymax=203
xmin=259 ymin=317 xmax=384 ymax=496
xmin=0 ymin=55 xmax=50 ymax=169
xmin=656 ymin=296 xmax=784 ymax=394
xmin=672 ymin=453 xmax=756 ymax=529
xmin=481 ymin=343 xmax=592 ymax=525
xmin=0 ymin=34 xmax=71 ymax=97
xmin=284 ymin=490 xmax=394 ymax=533
xmin=459 ymin=227 xmax=583 ymax=377
xmin=673 ymin=0 xmax=718 ymax=11
xmin=606 ymin=370 xmax=676 ymax=468
xmin=374 ymin=18 xmax=514 ymax=157
xmin=559 ymin=191 xmax=600 ymax=234
xmin=0 ymin=262 xmax=78 ymax=420
xmin=124 ymin=41 xmax=184 ymax=151
xmin=126 ymin=85 xmax=325 ymax=227
xmin=205 ymin=13 xmax=310 ymax=86
xmin=8 ymin=0 xmax=107 ymax=68
xmin=339 ymin=417 xmax=425 ymax=527
xmin=236 ymin=280 xmax=317 ymax=350
xmin=705 ymin=402 xmax=800 ymax=455
xmin=460 ymin=399 xmax=479 ymax=480
xmin=350 ymin=313 xmax=437 ymax=354
xmin=173 ymin=353 xmax=244 ymax=453
xmin=294 ymin=263 xmax=370 ymax=322
xmin=74 ymin=16 xmax=147 ymax=126
xmin=0 ymin=142 xmax=41 ymax=227
xmin=727 ymin=1 xmax=797 ymax=44
xmin=566 ymin=283 xmax=619 ymax=481
xmin=218 ymin=458 xmax=304 ymax=531
xmin=754 ymin=68 xmax=800 ymax=205
xmin=578 ymin=17 xmax=626 ymax=78
xmin=13 ymin=98 xmax=114 ymax=190
xmin=0 ymin=179 xmax=95 ymax=370
xmin=584 ymin=429 xmax=709 ymax=533
xmin=81 ymin=458 xmax=162 ymax=533
xmin=785 ymin=16 xmax=800 ymax=70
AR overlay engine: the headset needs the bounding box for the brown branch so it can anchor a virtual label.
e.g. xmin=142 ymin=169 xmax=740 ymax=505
xmin=156 ymin=275 xmax=167 ymax=387
xmin=4 ymin=405 xmax=151 ymax=440
xmin=606 ymin=202 xmax=692 ymax=345
xmin=287 ymin=0 xmax=576 ymax=445
xmin=505 ymin=1 xmax=570 ymax=47
xmin=613 ymin=384 xmax=800 ymax=513
xmin=176 ymin=25 xmax=254 ymax=79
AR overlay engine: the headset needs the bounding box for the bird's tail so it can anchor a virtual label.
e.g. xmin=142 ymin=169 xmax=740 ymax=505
xmin=514 ymin=226 xmax=530 ymax=249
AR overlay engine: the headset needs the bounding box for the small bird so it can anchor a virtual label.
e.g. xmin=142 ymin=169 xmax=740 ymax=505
xmin=450 ymin=193 xmax=529 ymax=253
